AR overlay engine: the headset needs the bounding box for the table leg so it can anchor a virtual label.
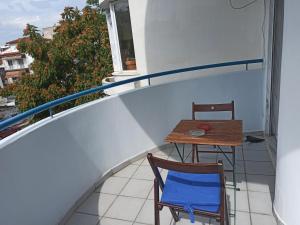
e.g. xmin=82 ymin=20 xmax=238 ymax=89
xmin=174 ymin=143 xmax=184 ymax=162
xmin=192 ymin=144 xmax=195 ymax=163
xmin=196 ymin=145 xmax=200 ymax=162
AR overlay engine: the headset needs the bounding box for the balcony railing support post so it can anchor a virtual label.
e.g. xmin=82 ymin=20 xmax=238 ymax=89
xmin=49 ymin=108 xmax=54 ymax=118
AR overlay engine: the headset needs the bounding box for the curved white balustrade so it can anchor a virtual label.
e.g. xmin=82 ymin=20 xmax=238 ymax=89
xmin=0 ymin=69 xmax=264 ymax=225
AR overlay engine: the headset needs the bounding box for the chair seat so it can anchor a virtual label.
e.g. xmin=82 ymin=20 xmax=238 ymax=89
xmin=161 ymin=170 xmax=221 ymax=221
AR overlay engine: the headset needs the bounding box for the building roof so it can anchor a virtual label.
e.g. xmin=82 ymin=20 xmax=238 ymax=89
xmin=6 ymin=37 xmax=29 ymax=45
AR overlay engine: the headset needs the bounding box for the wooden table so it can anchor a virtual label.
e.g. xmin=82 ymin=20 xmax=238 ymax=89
xmin=165 ymin=120 xmax=243 ymax=147
xmin=165 ymin=120 xmax=243 ymax=163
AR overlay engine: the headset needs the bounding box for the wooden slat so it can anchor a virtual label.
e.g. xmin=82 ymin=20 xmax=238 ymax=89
xmin=165 ymin=120 xmax=243 ymax=146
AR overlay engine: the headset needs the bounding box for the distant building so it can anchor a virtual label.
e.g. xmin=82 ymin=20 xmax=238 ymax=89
xmin=0 ymin=38 xmax=33 ymax=85
xmin=42 ymin=26 xmax=55 ymax=40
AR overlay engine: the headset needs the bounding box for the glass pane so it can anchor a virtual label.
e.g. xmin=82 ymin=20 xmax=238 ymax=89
xmin=114 ymin=1 xmax=136 ymax=70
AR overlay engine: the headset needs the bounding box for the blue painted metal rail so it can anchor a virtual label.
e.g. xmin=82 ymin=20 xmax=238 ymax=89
xmin=0 ymin=59 xmax=263 ymax=131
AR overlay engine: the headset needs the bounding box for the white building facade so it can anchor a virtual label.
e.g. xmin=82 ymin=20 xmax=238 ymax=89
xmin=0 ymin=39 xmax=33 ymax=84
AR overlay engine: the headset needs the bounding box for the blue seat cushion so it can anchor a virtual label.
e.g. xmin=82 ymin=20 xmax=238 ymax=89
xmin=161 ymin=170 xmax=221 ymax=222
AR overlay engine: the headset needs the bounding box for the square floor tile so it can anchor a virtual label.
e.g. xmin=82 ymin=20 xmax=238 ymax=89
xmin=162 ymin=147 xmax=175 ymax=155
xmin=216 ymin=150 xmax=243 ymax=161
xmin=171 ymin=213 xmax=210 ymax=225
xmin=153 ymin=150 xmax=171 ymax=157
xmin=113 ymin=165 xmax=139 ymax=178
xmin=136 ymin=200 xmax=173 ymax=225
xmin=248 ymin=191 xmax=273 ymax=215
xmin=77 ymin=193 xmax=116 ymax=216
xmin=131 ymin=158 xmax=145 ymax=165
xmin=210 ymin=211 xmax=251 ymax=225
xmin=225 ymin=173 xmax=247 ymax=191
xmin=99 ymin=217 xmax=132 ymax=225
xmin=244 ymin=150 xmax=271 ymax=162
xmin=227 ymin=189 xmax=249 ymax=212
xmin=96 ymin=177 xmax=129 ymax=195
xmin=251 ymin=213 xmax=277 ymax=225
xmin=120 ymin=179 xmax=153 ymax=198
xmin=246 ymin=174 xmax=275 ymax=193
xmin=231 ymin=211 xmax=251 ymax=225
xmin=223 ymin=160 xmax=245 ymax=173
xmin=147 ymin=186 xmax=163 ymax=200
xmin=105 ymin=196 xmax=145 ymax=221
xmin=197 ymin=157 xmax=217 ymax=163
xmin=132 ymin=165 xmax=155 ymax=180
xmin=243 ymin=142 xmax=267 ymax=151
xmin=245 ymin=161 xmax=275 ymax=175
xmin=167 ymin=153 xmax=193 ymax=163
xmin=65 ymin=213 xmax=99 ymax=225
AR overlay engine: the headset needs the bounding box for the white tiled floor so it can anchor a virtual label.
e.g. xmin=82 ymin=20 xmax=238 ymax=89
xmin=65 ymin=141 xmax=277 ymax=225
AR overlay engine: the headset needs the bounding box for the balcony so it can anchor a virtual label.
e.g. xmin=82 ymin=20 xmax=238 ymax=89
xmin=0 ymin=63 xmax=278 ymax=225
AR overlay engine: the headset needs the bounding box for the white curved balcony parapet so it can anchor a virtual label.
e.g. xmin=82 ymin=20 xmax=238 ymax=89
xmin=0 ymin=69 xmax=264 ymax=225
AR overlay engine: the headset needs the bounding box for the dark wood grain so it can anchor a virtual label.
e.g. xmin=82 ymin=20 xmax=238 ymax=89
xmin=192 ymin=101 xmax=235 ymax=120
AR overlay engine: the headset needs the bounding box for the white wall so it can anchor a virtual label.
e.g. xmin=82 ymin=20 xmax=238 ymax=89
xmin=129 ymin=0 xmax=265 ymax=78
xmin=274 ymin=1 xmax=300 ymax=224
xmin=0 ymin=69 xmax=264 ymax=225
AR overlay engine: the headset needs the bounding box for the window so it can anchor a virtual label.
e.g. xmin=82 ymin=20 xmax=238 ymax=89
xmin=17 ymin=59 xmax=24 ymax=68
xmin=7 ymin=60 xmax=13 ymax=70
xmin=107 ymin=0 xmax=136 ymax=72
xmin=7 ymin=60 xmax=13 ymax=66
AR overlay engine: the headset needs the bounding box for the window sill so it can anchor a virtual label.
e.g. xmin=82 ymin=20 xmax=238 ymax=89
xmin=112 ymin=70 xmax=139 ymax=76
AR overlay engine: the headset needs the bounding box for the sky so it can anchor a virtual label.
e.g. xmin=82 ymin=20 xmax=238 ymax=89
xmin=0 ymin=0 xmax=86 ymax=45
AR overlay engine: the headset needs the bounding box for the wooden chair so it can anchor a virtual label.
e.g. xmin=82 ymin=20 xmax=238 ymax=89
xmin=191 ymin=101 xmax=235 ymax=163
xmin=147 ymin=153 xmax=229 ymax=225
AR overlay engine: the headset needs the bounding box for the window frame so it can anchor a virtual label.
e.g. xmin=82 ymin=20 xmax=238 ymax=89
xmin=7 ymin=59 xmax=13 ymax=66
xmin=106 ymin=0 xmax=136 ymax=72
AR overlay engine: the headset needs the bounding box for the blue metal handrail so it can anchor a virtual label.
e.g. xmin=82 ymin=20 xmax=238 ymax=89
xmin=0 ymin=59 xmax=263 ymax=131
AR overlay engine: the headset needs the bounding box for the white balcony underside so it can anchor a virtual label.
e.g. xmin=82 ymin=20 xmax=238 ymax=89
xmin=0 ymin=69 xmax=266 ymax=225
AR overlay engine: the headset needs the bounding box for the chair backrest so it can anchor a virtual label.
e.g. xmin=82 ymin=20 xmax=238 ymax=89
xmin=147 ymin=153 xmax=224 ymax=190
xmin=192 ymin=101 xmax=235 ymax=120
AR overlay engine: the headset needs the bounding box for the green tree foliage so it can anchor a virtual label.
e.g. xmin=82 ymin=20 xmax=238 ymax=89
xmin=1 ymin=1 xmax=112 ymax=114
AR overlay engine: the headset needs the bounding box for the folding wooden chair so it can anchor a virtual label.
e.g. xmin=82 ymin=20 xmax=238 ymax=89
xmin=191 ymin=101 xmax=235 ymax=168
xmin=147 ymin=153 xmax=229 ymax=225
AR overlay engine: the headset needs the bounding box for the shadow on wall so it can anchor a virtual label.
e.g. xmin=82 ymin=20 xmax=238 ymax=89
xmin=0 ymin=117 xmax=103 ymax=225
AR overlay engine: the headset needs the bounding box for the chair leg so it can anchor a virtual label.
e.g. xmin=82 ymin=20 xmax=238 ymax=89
xmin=170 ymin=208 xmax=179 ymax=222
xmin=196 ymin=145 xmax=200 ymax=162
xmin=154 ymin=178 xmax=160 ymax=225
xmin=220 ymin=217 xmax=225 ymax=225
xmin=225 ymin=202 xmax=230 ymax=225
xmin=224 ymin=183 xmax=230 ymax=225
xmin=192 ymin=144 xmax=195 ymax=163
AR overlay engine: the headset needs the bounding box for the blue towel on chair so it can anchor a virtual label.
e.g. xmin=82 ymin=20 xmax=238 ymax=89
xmin=161 ymin=170 xmax=221 ymax=223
